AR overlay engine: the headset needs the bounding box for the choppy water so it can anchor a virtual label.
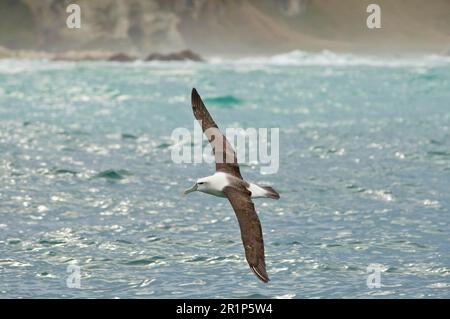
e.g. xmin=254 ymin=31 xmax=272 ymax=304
xmin=0 ymin=51 xmax=449 ymax=298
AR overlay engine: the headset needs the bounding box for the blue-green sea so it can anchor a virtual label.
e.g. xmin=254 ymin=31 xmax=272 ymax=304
xmin=0 ymin=51 xmax=449 ymax=298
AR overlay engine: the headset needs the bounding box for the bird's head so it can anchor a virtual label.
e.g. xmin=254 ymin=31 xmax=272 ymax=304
xmin=183 ymin=178 xmax=209 ymax=195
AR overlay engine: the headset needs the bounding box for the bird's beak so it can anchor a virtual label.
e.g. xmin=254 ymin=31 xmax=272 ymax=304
xmin=183 ymin=183 xmax=198 ymax=195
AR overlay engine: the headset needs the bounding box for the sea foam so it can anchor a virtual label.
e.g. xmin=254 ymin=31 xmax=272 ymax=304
xmin=210 ymin=50 xmax=450 ymax=67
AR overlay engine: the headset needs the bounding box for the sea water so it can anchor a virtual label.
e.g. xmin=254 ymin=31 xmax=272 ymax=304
xmin=0 ymin=51 xmax=449 ymax=298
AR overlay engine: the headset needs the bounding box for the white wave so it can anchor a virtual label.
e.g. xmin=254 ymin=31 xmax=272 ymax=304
xmin=210 ymin=50 xmax=450 ymax=67
xmin=2 ymin=50 xmax=450 ymax=72
xmin=0 ymin=58 xmax=202 ymax=74
xmin=0 ymin=59 xmax=76 ymax=74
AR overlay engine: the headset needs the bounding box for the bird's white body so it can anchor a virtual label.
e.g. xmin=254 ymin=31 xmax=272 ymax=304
xmin=192 ymin=172 xmax=271 ymax=199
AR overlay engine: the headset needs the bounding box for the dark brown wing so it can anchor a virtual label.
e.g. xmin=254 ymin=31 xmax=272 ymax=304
xmin=191 ymin=88 xmax=242 ymax=179
xmin=223 ymin=185 xmax=269 ymax=283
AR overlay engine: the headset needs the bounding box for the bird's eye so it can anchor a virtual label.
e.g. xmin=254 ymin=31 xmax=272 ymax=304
xmin=198 ymin=182 xmax=204 ymax=185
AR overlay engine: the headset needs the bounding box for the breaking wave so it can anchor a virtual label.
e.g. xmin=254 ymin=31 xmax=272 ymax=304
xmin=210 ymin=50 xmax=450 ymax=67
xmin=2 ymin=50 xmax=450 ymax=74
xmin=0 ymin=59 xmax=76 ymax=74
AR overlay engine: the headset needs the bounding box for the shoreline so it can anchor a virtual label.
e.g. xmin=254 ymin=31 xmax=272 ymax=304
xmin=1 ymin=47 xmax=449 ymax=63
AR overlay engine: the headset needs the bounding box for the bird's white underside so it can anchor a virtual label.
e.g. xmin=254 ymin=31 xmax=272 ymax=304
xmin=196 ymin=172 xmax=270 ymax=198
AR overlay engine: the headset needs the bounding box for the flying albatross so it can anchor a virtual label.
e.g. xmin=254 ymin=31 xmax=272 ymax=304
xmin=184 ymin=88 xmax=280 ymax=283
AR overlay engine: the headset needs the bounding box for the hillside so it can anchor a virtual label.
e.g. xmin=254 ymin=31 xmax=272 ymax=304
xmin=0 ymin=0 xmax=449 ymax=56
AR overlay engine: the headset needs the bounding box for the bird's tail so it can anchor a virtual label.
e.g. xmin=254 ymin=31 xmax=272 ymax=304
xmin=261 ymin=186 xmax=280 ymax=200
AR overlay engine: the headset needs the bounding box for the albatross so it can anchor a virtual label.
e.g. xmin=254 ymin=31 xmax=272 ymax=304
xmin=184 ymin=88 xmax=280 ymax=283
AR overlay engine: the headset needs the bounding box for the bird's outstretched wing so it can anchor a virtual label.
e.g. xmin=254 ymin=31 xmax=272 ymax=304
xmin=191 ymin=88 xmax=242 ymax=179
xmin=223 ymin=185 xmax=269 ymax=283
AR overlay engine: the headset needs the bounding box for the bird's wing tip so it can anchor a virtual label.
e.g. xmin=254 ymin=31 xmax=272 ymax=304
xmin=251 ymin=266 xmax=270 ymax=283
xmin=191 ymin=88 xmax=200 ymax=105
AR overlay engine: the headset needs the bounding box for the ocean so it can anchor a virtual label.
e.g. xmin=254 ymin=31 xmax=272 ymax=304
xmin=0 ymin=51 xmax=449 ymax=298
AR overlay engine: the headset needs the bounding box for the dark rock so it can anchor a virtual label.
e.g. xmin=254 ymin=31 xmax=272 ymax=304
xmin=108 ymin=52 xmax=137 ymax=62
xmin=146 ymin=49 xmax=203 ymax=62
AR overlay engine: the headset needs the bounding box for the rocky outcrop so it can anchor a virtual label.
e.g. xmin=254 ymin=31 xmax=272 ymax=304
xmin=146 ymin=50 xmax=203 ymax=61
xmin=0 ymin=45 xmax=201 ymax=62
xmin=108 ymin=52 xmax=137 ymax=62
